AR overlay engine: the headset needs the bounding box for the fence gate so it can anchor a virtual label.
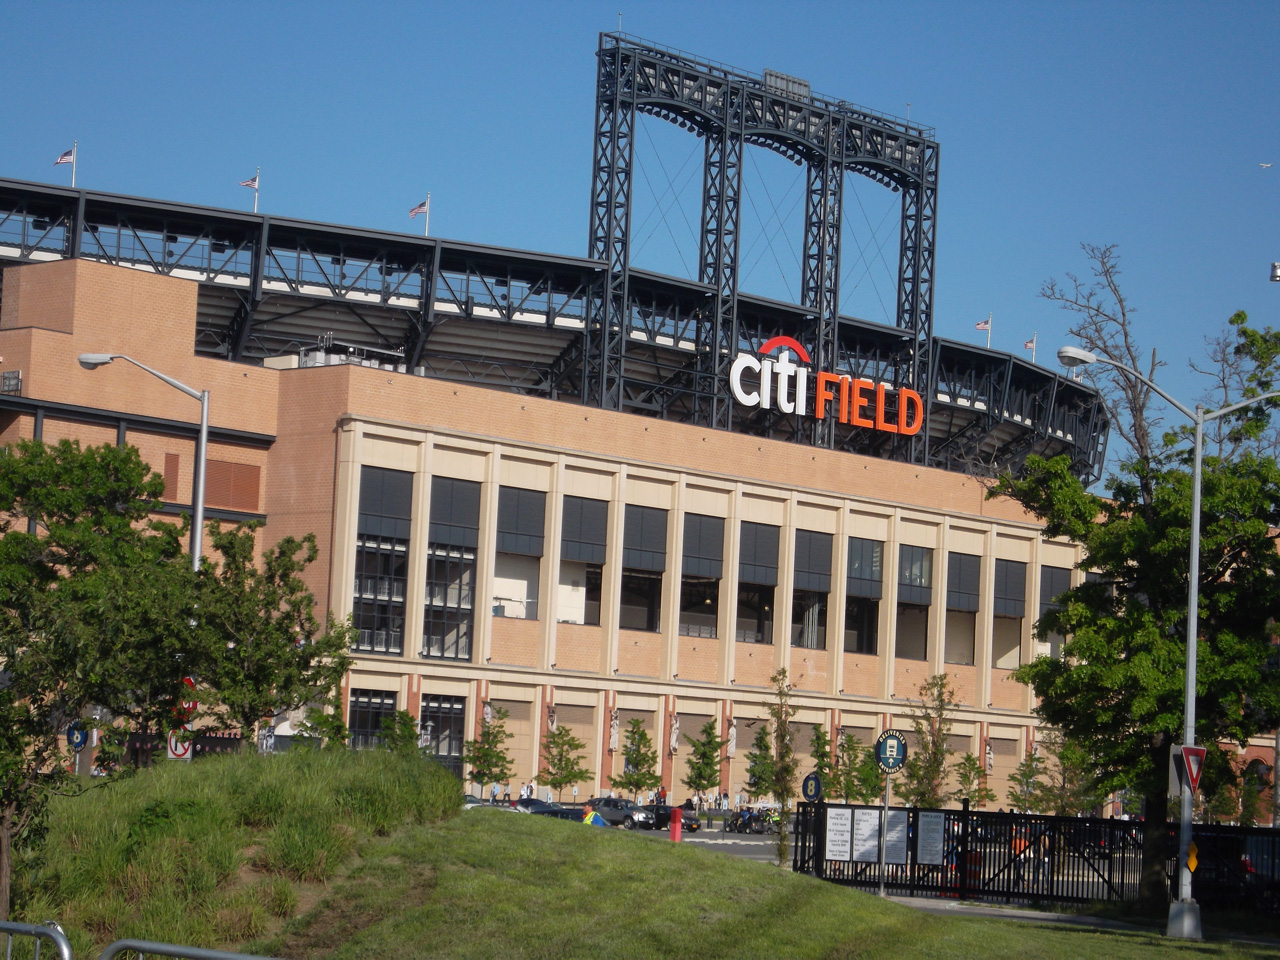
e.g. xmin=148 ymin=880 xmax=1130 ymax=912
xmin=794 ymin=801 xmax=1145 ymax=905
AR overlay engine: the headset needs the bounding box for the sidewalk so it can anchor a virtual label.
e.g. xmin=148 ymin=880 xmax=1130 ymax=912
xmin=887 ymin=897 xmax=1280 ymax=948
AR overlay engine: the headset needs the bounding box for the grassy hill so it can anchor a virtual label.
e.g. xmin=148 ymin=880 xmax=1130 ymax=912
xmin=16 ymin=751 xmax=1274 ymax=960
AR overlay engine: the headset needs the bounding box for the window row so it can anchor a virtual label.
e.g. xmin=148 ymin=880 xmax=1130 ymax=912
xmin=352 ymin=466 xmax=1075 ymax=663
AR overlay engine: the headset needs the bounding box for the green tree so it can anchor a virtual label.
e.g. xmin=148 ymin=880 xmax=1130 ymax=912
xmin=954 ymin=753 xmax=997 ymax=808
xmin=1030 ymin=246 xmax=1280 ymax=903
xmin=837 ymin=734 xmax=885 ymax=805
xmin=896 ymin=674 xmax=958 ymax=809
xmin=1038 ymin=730 xmax=1103 ymax=816
xmin=536 ymin=725 xmax=592 ymax=802
xmin=0 ymin=439 xmax=191 ymax=919
xmin=300 ymin=705 xmax=349 ymax=749
xmin=194 ymin=522 xmax=353 ymax=743
xmin=462 ymin=705 xmax=515 ymax=799
xmin=810 ymin=723 xmax=836 ymax=784
xmin=768 ymin=669 xmax=798 ymax=866
xmin=744 ymin=724 xmax=774 ymax=802
xmin=681 ymin=718 xmax=724 ymax=810
xmin=1008 ymin=751 xmax=1048 ymax=813
xmin=380 ymin=710 xmax=422 ymax=756
xmin=610 ymin=718 xmax=660 ymax=798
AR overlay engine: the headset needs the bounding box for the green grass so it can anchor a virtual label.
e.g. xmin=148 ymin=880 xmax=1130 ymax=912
xmin=250 ymin=811 xmax=1276 ymax=960
xmin=15 ymin=748 xmax=460 ymax=956
xmin=19 ymin=756 xmax=1277 ymax=960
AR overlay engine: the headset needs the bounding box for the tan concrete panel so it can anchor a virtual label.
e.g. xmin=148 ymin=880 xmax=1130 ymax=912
xmin=946 ymin=527 xmax=986 ymax=556
xmin=795 ymin=501 xmax=838 ymax=532
xmin=362 ymin=434 xmax=421 ymax=471
xmin=433 ymin=445 xmax=487 ymax=481
xmin=626 ymin=476 xmax=675 ymax=509
xmin=499 ymin=456 xmax=553 ymax=488
xmin=562 ymin=465 xmax=614 ymax=499
xmin=897 ymin=518 xmax=939 ymax=547
xmin=739 ymin=493 xmax=785 ymax=524
xmin=684 ymin=484 xmax=730 ymax=516
xmin=994 ymin=533 xmax=1034 ymax=562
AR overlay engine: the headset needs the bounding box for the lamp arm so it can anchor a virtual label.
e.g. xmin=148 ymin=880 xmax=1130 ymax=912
xmin=1088 ymin=355 xmax=1197 ymax=421
xmin=115 ymin=356 xmax=202 ymax=402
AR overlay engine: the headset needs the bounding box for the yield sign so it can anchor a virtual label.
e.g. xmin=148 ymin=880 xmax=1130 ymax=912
xmin=1181 ymin=745 xmax=1207 ymax=792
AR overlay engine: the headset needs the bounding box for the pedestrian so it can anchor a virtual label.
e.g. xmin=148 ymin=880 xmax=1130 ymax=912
xmin=491 ymin=781 xmax=500 ymax=805
xmin=1036 ymin=829 xmax=1052 ymax=892
xmin=503 ymin=781 xmax=511 ymax=804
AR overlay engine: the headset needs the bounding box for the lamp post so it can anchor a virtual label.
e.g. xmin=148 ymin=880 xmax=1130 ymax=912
xmin=77 ymin=354 xmax=209 ymax=572
xmin=1057 ymin=345 xmax=1280 ymax=939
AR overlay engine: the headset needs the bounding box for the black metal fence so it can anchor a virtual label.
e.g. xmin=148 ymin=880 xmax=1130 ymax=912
xmin=794 ymin=801 xmax=1279 ymax=915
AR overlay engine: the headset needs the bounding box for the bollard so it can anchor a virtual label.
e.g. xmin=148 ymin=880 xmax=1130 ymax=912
xmin=670 ymin=809 xmax=683 ymax=842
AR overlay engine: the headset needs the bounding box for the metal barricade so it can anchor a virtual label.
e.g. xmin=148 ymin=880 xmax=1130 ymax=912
xmin=0 ymin=922 xmax=72 ymax=960
xmin=98 ymin=941 xmax=280 ymax=960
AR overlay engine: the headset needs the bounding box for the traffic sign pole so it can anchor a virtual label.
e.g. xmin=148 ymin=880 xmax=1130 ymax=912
xmin=879 ymin=772 xmax=889 ymax=898
xmin=874 ymin=729 xmax=908 ymax=898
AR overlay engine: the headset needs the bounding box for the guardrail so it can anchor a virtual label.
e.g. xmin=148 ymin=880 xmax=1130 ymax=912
xmin=0 ymin=924 xmax=282 ymax=960
xmin=0 ymin=921 xmax=72 ymax=960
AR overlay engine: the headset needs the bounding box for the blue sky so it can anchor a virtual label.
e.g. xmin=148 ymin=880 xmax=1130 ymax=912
xmin=2 ymin=1 xmax=1277 ymax=398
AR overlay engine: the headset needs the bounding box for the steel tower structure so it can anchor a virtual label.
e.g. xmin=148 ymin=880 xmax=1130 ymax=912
xmin=587 ymin=34 xmax=939 ymax=454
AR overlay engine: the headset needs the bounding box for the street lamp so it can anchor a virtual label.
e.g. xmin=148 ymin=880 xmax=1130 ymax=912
xmin=1058 ymin=344 xmax=1280 ymax=940
xmin=77 ymin=353 xmax=209 ymax=572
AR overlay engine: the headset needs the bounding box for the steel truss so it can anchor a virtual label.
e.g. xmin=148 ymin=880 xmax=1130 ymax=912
xmin=588 ymin=33 xmax=941 ymax=449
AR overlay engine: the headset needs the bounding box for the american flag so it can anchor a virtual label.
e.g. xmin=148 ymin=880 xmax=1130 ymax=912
xmin=975 ymin=318 xmax=990 ymax=331
xmin=239 ymin=174 xmax=258 ymax=189
xmin=54 ymin=149 xmax=74 ymax=165
xmin=409 ymin=199 xmax=429 ymax=218
xmin=1024 ymin=337 xmax=1036 ymax=350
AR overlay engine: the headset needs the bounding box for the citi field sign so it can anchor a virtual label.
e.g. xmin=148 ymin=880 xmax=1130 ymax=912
xmin=728 ymin=336 xmax=924 ymax=436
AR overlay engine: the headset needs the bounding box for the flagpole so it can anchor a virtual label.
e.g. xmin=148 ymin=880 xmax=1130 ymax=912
xmin=254 ymin=167 xmax=260 ymax=214
xmin=424 ymin=193 xmax=430 ymax=237
xmin=986 ymin=313 xmax=991 ymax=350
xmin=1031 ymin=334 xmax=1037 ymax=365
xmin=71 ymin=140 xmax=77 ymax=189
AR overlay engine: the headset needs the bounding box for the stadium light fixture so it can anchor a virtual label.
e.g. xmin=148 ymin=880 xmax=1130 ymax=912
xmin=76 ymin=353 xmax=209 ymax=572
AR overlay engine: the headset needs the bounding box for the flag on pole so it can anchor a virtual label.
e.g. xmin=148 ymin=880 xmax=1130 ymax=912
xmin=409 ymin=199 xmax=429 ymax=218
xmin=1024 ymin=337 xmax=1036 ymax=350
xmin=239 ymin=174 xmax=259 ymax=189
xmin=54 ymin=149 xmax=74 ymax=166
xmin=975 ymin=318 xmax=990 ymax=331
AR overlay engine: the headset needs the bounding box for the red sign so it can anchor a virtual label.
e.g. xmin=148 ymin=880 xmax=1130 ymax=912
xmin=167 ymin=728 xmax=193 ymax=761
xmin=1181 ymin=745 xmax=1207 ymax=793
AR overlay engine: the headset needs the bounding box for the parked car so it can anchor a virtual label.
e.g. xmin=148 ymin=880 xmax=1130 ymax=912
xmin=588 ymin=797 xmax=657 ymax=829
xmin=533 ymin=806 xmax=584 ymax=822
xmin=641 ymin=804 xmax=701 ymax=833
xmin=462 ymin=795 xmax=488 ymax=811
xmin=515 ymin=797 xmax=561 ymax=815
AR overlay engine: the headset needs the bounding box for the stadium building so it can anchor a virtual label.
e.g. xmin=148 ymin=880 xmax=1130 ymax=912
xmin=0 ymin=34 xmax=1179 ymax=807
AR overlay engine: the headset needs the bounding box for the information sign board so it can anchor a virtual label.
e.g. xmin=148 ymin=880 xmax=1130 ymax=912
xmin=824 ymin=807 xmax=852 ymax=862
